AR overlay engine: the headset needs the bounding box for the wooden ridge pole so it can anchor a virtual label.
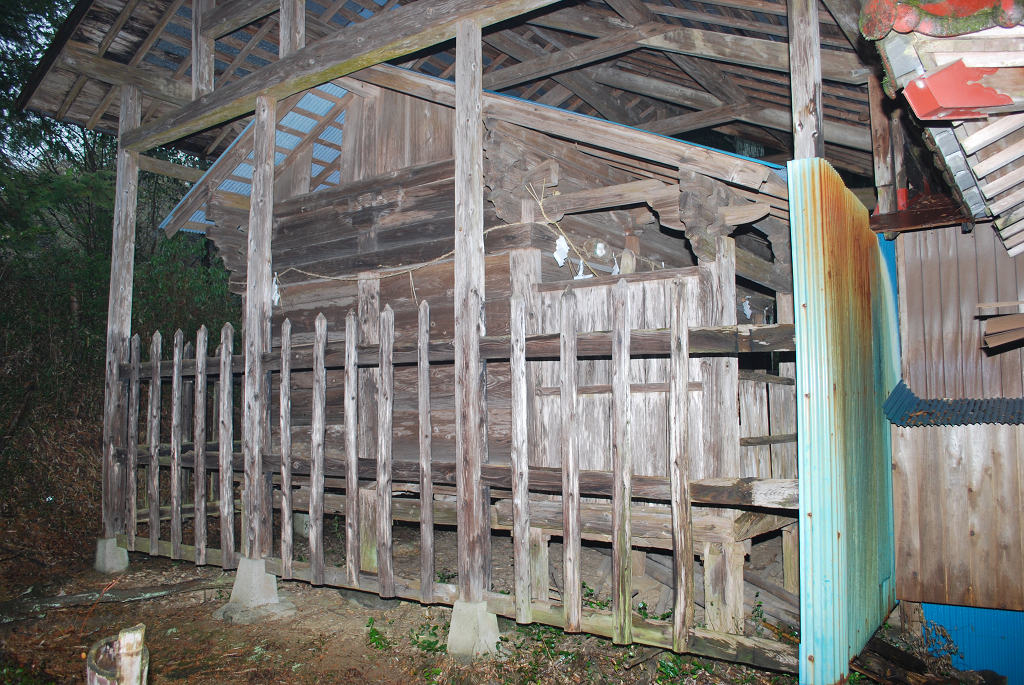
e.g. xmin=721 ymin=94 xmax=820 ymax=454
xmin=454 ymin=17 xmax=488 ymax=605
xmin=242 ymin=94 xmax=276 ymax=559
xmin=102 ymin=83 xmax=141 ymax=540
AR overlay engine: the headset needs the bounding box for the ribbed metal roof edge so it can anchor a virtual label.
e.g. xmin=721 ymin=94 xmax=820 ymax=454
xmin=883 ymin=380 xmax=1024 ymax=427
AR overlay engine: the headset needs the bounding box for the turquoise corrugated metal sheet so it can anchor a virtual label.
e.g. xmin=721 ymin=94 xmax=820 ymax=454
xmin=922 ymin=603 xmax=1023 ymax=683
xmin=789 ymin=158 xmax=900 ymax=684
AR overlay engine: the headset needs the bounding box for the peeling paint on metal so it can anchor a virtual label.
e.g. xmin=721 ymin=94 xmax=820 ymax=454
xmin=789 ymin=158 xmax=900 ymax=685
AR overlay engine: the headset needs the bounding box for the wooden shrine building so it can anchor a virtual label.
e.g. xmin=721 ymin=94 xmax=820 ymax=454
xmin=18 ymin=0 xmax=904 ymax=682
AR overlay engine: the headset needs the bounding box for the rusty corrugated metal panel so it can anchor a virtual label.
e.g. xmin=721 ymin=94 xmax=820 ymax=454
xmin=884 ymin=380 xmax=1024 ymax=426
xmin=789 ymin=158 xmax=900 ymax=685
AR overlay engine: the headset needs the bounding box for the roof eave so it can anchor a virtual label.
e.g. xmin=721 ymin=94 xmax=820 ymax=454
xmin=15 ymin=0 xmax=97 ymax=113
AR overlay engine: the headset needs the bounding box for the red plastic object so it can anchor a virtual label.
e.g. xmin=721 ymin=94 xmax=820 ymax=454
xmin=903 ymin=59 xmax=1013 ymax=120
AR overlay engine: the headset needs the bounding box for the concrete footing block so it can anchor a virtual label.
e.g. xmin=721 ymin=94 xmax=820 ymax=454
xmin=446 ymin=600 xmax=500 ymax=656
xmin=94 ymin=537 xmax=129 ymax=574
xmin=228 ymin=557 xmax=279 ymax=609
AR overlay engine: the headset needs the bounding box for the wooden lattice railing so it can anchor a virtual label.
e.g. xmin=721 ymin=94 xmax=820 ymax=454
xmin=112 ymin=275 xmax=800 ymax=673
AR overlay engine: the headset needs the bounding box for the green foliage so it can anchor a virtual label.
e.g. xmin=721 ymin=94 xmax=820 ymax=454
xmin=132 ymin=234 xmax=240 ymax=344
xmin=409 ymin=623 xmax=446 ymax=653
xmin=366 ymin=618 xmax=391 ymax=650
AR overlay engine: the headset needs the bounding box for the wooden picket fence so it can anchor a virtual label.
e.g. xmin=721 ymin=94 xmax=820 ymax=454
xmin=113 ymin=275 xmax=800 ymax=672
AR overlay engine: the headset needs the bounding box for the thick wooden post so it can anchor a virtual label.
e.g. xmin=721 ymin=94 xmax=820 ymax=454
xmin=868 ymin=74 xmax=895 ymax=214
xmin=788 ymin=0 xmax=824 ymax=158
xmin=102 ymin=83 xmax=141 ymax=540
xmin=242 ymin=94 xmax=275 ymax=559
xmin=192 ymin=0 xmax=215 ymax=99
xmin=279 ymin=0 xmax=305 ymax=57
xmin=454 ymin=17 xmax=487 ymax=605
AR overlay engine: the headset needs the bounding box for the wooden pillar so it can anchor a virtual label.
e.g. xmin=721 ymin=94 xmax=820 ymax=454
xmin=279 ymin=0 xmax=305 ymax=57
xmin=869 ymin=74 xmax=895 ymax=214
xmin=454 ymin=17 xmax=488 ymax=605
xmin=242 ymin=94 xmax=275 ymax=559
xmin=788 ymin=0 xmax=824 ymax=159
xmin=101 ymin=83 xmax=141 ymax=539
xmin=191 ymin=0 xmax=215 ymax=99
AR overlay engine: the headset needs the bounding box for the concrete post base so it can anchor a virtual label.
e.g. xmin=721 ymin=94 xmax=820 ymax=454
xmin=94 ymin=537 xmax=129 ymax=574
xmin=446 ymin=600 xmax=500 ymax=656
xmin=228 ymin=557 xmax=279 ymax=609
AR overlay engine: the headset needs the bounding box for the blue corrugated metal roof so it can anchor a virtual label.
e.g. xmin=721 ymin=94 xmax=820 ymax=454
xmin=883 ymin=380 xmax=1024 ymax=427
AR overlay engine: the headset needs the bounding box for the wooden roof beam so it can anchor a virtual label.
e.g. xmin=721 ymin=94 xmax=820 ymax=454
xmin=352 ymin=63 xmax=778 ymax=194
xmin=58 ymin=44 xmax=193 ymax=107
xmin=602 ymin=0 xmax=753 ymax=108
xmin=86 ymin=0 xmax=188 ymax=130
xmin=592 ymin=66 xmax=871 ymax=150
xmin=481 ymin=22 xmax=673 ymax=91
xmin=640 ymin=27 xmax=871 ymax=85
xmin=202 ymin=0 xmax=279 ymax=40
xmin=122 ymin=0 xmax=567 ymax=152
xmin=482 ymin=29 xmax=647 ymax=125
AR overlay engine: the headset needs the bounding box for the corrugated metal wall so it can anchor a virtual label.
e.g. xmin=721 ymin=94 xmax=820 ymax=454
xmin=789 ymin=158 xmax=900 ymax=685
xmin=897 ymin=224 xmax=1024 ymax=400
xmin=922 ymin=603 xmax=1024 ymax=683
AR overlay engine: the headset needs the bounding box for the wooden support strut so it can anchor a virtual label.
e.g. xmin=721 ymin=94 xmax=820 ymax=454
xmin=418 ymin=301 xmax=435 ymax=604
xmin=344 ymin=310 xmax=360 ymax=587
xmin=611 ymin=279 xmax=633 ymax=645
xmin=218 ymin=324 xmax=237 ymax=569
xmin=510 ymin=293 xmax=531 ymax=623
xmin=147 ymin=332 xmax=161 ymax=554
xmin=194 ymin=326 xmax=209 ymax=565
xmin=454 ymin=17 xmax=488 ymax=605
xmin=280 ymin=319 xmax=293 ymax=579
xmin=102 ymin=83 xmax=141 ymax=541
xmin=242 ymin=94 xmax=275 ymax=560
xmin=310 ymin=314 xmax=327 ymax=585
xmin=126 ymin=335 xmax=141 ymax=551
xmin=376 ymin=306 xmax=396 ymax=597
xmin=561 ymin=285 xmax=581 ymax=632
xmin=788 ymin=0 xmax=824 ymax=159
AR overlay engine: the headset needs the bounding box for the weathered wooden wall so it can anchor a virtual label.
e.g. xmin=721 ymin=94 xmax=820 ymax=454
xmin=894 ymin=225 xmax=1024 ymax=611
xmin=892 ymin=423 xmax=1024 ymax=611
xmin=897 ymin=224 xmax=1024 ymax=400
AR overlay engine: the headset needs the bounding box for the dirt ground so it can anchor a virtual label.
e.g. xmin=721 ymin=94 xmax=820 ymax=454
xmin=0 ymin=528 xmax=802 ymax=685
